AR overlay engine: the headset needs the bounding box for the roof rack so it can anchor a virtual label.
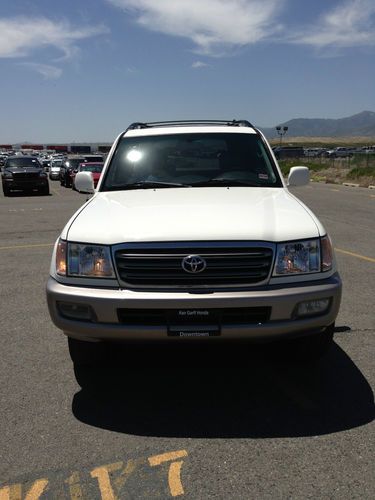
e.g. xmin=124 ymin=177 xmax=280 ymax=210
xmin=126 ymin=119 xmax=254 ymax=131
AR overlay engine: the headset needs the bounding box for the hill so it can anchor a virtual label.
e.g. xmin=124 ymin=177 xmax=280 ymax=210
xmin=259 ymin=111 xmax=375 ymax=138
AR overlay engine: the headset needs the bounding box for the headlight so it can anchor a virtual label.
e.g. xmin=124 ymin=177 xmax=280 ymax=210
xmin=273 ymin=239 xmax=320 ymax=276
xmin=3 ymin=172 xmax=13 ymax=178
xmin=56 ymin=240 xmax=115 ymax=278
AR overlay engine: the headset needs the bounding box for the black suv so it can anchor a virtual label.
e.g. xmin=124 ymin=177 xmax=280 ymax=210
xmin=2 ymin=156 xmax=49 ymax=196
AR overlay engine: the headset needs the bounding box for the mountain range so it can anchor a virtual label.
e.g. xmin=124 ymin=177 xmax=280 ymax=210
xmin=259 ymin=111 xmax=375 ymax=138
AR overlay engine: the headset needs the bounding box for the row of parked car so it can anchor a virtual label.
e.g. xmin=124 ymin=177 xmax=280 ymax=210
xmin=273 ymin=145 xmax=375 ymax=160
xmin=1 ymin=152 xmax=105 ymax=196
xmin=49 ymin=155 xmax=104 ymax=189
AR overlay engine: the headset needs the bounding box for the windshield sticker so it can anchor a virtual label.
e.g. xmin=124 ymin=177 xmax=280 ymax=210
xmin=258 ymin=173 xmax=269 ymax=180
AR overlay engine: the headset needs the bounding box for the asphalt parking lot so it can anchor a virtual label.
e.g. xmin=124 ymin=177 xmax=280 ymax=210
xmin=0 ymin=181 xmax=374 ymax=498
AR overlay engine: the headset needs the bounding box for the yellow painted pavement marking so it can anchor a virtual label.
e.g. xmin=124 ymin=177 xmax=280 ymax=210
xmin=330 ymin=189 xmax=340 ymax=192
xmin=148 ymin=450 xmax=188 ymax=467
xmin=148 ymin=450 xmax=188 ymax=497
xmin=335 ymin=247 xmax=375 ymax=263
xmin=89 ymin=459 xmax=138 ymax=500
xmin=90 ymin=462 xmax=122 ymax=500
xmin=0 ymin=243 xmax=54 ymax=251
xmin=0 ymin=450 xmax=188 ymax=499
xmin=168 ymin=461 xmax=185 ymax=497
xmin=65 ymin=472 xmax=83 ymax=500
xmin=51 ymin=188 xmax=61 ymax=196
xmin=0 ymin=479 xmax=48 ymax=500
xmin=113 ymin=460 xmax=137 ymax=493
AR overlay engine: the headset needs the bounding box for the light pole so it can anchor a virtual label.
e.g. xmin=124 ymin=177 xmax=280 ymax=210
xmin=276 ymin=126 xmax=288 ymax=146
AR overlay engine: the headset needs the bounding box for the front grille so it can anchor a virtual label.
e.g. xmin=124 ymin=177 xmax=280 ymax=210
xmin=12 ymin=172 xmax=39 ymax=179
xmin=114 ymin=243 xmax=274 ymax=289
xmin=117 ymin=307 xmax=271 ymax=325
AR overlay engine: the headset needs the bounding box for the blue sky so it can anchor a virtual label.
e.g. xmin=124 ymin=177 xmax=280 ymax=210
xmin=1 ymin=0 xmax=375 ymax=142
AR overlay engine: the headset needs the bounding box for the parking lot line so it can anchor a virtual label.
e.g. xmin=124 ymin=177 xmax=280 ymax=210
xmin=335 ymin=248 xmax=375 ymax=263
xmin=0 ymin=450 xmax=189 ymax=499
xmin=0 ymin=243 xmax=54 ymax=251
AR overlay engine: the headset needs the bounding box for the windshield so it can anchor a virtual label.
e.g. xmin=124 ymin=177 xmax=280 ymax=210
xmin=101 ymin=133 xmax=282 ymax=191
xmin=79 ymin=164 xmax=103 ymax=173
xmin=6 ymin=158 xmax=41 ymax=168
xmin=66 ymin=158 xmax=85 ymax=168
xmin=84 ymin=156 xmax=104 ymax=163
xmin=51 ymin=160 xmax=63 ymax=168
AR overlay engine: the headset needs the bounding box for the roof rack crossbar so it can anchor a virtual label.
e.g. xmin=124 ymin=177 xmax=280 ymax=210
xmin=126 ymin=119 xmax=254 ymax=131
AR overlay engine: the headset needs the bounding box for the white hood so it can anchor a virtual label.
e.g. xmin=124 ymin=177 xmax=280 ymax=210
xmin=64 ymin=187 xmax=323 ymax=244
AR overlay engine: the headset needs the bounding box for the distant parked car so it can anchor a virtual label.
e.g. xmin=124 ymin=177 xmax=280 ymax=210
xmin=59 ymin=157 xmax=85 ymax=187
xmin=304 ymin=148 xmax=325 ymax=158
xmin=324 ymin=147 xmax=354 ymax=158
xmin=0 ymin=155 xmax=8 ymax=168
xmin=72 ymin=162 xmax=104 ymax=190
xmin=49 ymin=160 xmax=64 ymax=180
xmin=1 ymin=156 xmax=49 ymax=196
xmin=41 ymin=159 xmax=51 ymax=172
xmin=273 ymin=146 xmax=304 ymax=159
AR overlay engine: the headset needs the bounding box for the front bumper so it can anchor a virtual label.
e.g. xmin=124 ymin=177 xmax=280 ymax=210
xmin=49 ymin=172 xmax=60 ymax=180
xmin=3 ymin=178 xmax=48 ymax=190
xmin=46 ymin=274 xmax=342 ymax=343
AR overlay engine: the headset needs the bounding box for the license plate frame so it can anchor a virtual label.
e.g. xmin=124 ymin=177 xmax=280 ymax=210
xmin=167 ymin=309 xmax=221 ymax=337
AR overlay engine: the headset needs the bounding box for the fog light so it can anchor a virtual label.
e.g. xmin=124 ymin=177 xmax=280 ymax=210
xmin=295 ymin=298 xmax=330 ymax=318
xmin=57 ymin=302 xmax=94 ymax=321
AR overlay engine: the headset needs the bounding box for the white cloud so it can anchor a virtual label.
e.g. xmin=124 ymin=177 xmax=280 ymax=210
xmin=290 ymin=0 xmax=375 ymax=49
xmin=0 ymin=17 xmax=109 ymax=59
xmin=107 ymin=0 xmax=284 ymax=55
xmin=192 ymin=61 xmax=208 ymax=68
xmin=18 ymin=62 xmax=63 ymax=79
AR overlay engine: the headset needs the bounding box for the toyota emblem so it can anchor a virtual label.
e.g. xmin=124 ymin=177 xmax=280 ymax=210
xmin=182 ymin=255 xmax=207 ymax=274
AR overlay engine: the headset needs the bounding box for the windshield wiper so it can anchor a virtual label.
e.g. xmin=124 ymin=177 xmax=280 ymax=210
xmin=106 ymin=181 xmax=190 ymax=191
xmin=190 ymin=178 xmax=261 ymax=187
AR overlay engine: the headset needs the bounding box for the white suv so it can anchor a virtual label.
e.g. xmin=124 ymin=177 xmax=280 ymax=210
xmin=46 ymin=120 xmax=342 ymax=366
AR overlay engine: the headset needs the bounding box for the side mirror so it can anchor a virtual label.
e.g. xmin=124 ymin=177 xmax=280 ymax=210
xmin=75 ymin=171 xmax=95 ymax=194
xmin=287 ymin=166 xmax=310 ymax=187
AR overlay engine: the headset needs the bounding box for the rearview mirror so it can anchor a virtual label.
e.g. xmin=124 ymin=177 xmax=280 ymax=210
xmin=75 ymin=171 xmax=95 ymax=194
xmin=287 ymin=166 xmax=310 ymax=187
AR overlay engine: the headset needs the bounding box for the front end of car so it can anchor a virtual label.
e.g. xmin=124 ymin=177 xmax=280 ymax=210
xmin=2 ymin=167 xmax=49 ymax=194
xmin=47 ymin=233 xmax=341 ymax=344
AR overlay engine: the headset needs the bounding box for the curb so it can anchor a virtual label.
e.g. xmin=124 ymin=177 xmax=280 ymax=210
xmin=369 ymin=185 xmax=375 ymax=190
xmin=342 ymin=182 xmax=360 ymax=188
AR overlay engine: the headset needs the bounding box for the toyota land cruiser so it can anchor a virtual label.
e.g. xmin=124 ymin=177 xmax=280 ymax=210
xmin=46 ymin=120 xmax=342 ymax=366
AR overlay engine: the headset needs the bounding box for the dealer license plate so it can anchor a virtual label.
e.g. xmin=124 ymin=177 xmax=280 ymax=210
xmin=167 ymin=309 xmax=221 ymax=337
